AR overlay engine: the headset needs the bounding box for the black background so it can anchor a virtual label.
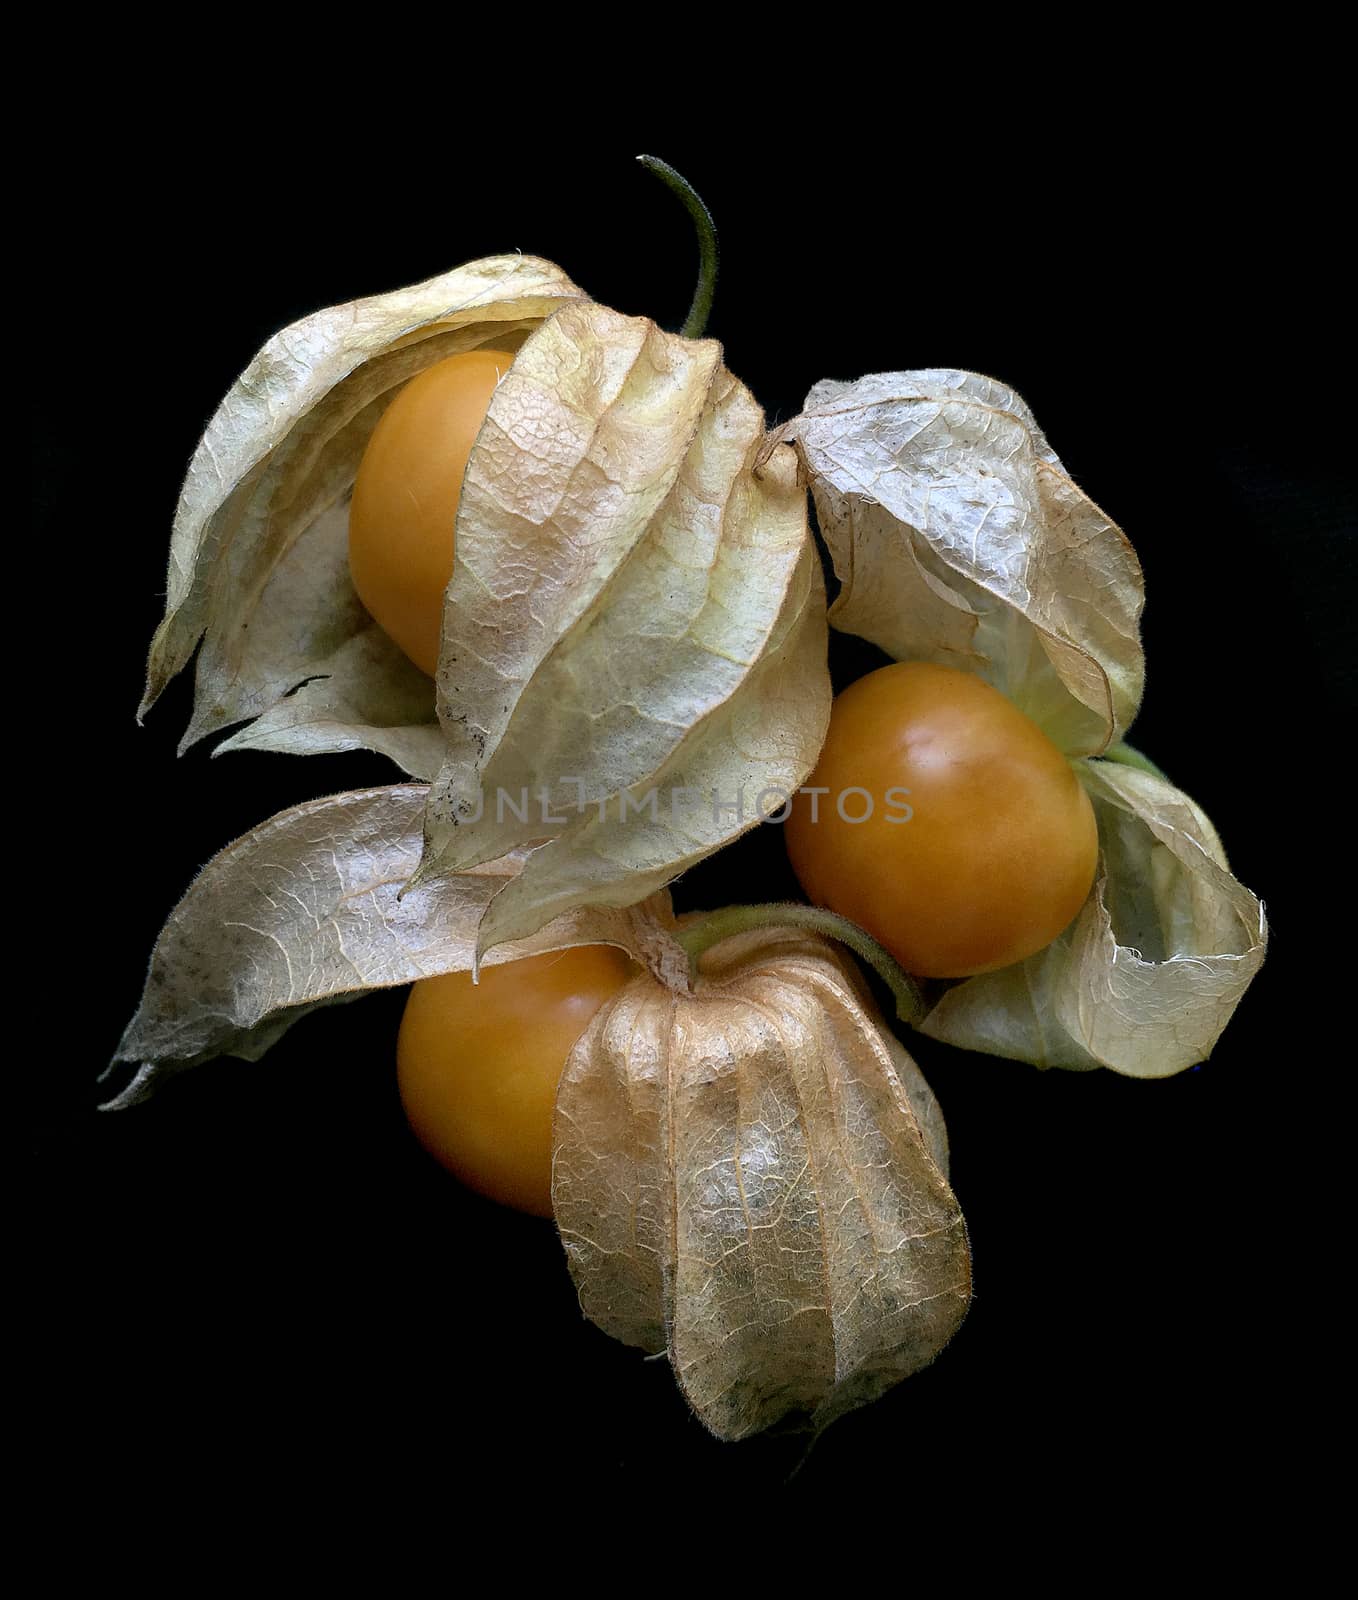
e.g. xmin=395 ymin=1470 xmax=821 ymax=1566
xmin=28 ymin=118 xmax=1349 ymax=1522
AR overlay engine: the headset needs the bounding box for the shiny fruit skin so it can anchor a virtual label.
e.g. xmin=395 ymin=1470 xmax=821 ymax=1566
xmin=785 ymin=662 xmax=1099 ymax=979
xmin=397 ymin=945 xmax=634 ymax=1217
xmin=348 ymin=347 xmax=514 ymax=677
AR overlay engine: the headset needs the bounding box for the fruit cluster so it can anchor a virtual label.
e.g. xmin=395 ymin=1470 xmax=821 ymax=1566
xmin=111 ymin=191 xmax=1264 ymax=1439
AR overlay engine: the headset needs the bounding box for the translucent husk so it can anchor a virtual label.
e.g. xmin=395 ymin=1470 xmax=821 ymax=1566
xmin=108 ymin=787 xmax=968 ymax=1438
xmin=779 ymin=370 xmax=1265 ymax=1074
xmin=416 ymin=298 xmax=830 ymax=961
xmin=142 ymin=255 xmax=589 ymax=776
xmin=141 ymin=262 xmax=831 ymax=960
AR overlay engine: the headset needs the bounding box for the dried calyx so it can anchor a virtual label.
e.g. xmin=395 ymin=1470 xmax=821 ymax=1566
xmin=139 ymin=248 xmax=830 ymax=963
xmin=556 ymin=922 xmax=969 ymax=1440
xmin=773 ymin=371 xmax=1266 ymax=1075
xmin=107 ymin=784 xmax=968 ymax=1439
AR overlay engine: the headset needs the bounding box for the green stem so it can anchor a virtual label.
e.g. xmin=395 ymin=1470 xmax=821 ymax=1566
xmin=637 ymin=154 xmax=720 ymax=339
xmin=675 ymin=903 xmax=925 ymax=1025
xmin=1102 ymin=741 xmax=1169 ymax=781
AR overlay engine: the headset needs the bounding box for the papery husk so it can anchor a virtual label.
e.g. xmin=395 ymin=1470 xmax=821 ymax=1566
xmin=109 ymin=791 xmax=966 ymax=1442
xmin=779 ymin=370 xmax=1145 ymax=756
xmin=554 ymin=926 xmax=970 ymax=1440
xmin=418 ymin=300 xmax=830 ymax=960
xmin=920 ymin=762 xmax=1267 ymax=1075
xmin=206 ymin=502 xmax=449 ymax=777
xmin=780 ymin=369 xmax=1263 ymax=1073
xmin=105 ymin=783 xmax=678 ymax=1110
xmin=141 ymin=256 xmax=587 ymax=774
